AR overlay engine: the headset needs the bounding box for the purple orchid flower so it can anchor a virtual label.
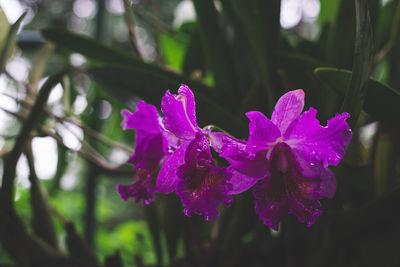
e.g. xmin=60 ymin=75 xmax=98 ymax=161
xmin=156 ymin=84 xmax=233 ymax=220
xmin=117 ymin=101 xmax=177 ymax=205
xmin=213 ymin=89 xmax=352 ymax=229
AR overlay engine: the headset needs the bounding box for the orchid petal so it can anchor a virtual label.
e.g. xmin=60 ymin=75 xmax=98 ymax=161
xmin=320 ymin=167 xmax=336 ymax=198
xmin=117 ymin=170 xmax=155 ymax=205
xmin=122 ymin=101 xmax=166 ymax=173
xmin=290 ymin=150 xmax=337 ymax=199
xmin=156 ymin=141 xmax=190 ymax=194
xmin=271 ymin=89 xmax=305 ymax=135
xmin=161 ymin=84 xmax=199 ymax=140
xmin=284 ymin=108 xmax=352 ymax=167
xmin=228 ymin=167 xmax=261 ymax=194
xmin=121 ymin=101 xmax=161 ymax=133
xmin=253 ymin=143 xmax=322 ymax=230
xmin=128 ymin=131 xmax=165 ymax=172
xmin=176 ymin=134 xmax=233 ymax=220
xmin=246 ymin=111 xmax=281 ymax=152
xmin=210 ymin=132 xmax=269 ymax=178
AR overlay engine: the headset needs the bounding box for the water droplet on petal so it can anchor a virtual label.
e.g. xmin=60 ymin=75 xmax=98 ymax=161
xmin=184 ymin=208 xmax=191 ymax=217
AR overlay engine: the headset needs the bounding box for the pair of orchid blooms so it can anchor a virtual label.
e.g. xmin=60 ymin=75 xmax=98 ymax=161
xmin=118 ymin=85 xmax=352 ymax=230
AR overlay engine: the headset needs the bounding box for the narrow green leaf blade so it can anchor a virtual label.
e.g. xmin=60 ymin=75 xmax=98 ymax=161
xmin=27 ymin=145 xmax=59 ymax=250
xmin=221 ymin=0 xmax=281 ymax=112
xmin=65 ymin=222 xmax=99 ymax=266
xmin=314 ymin=67 xmax=400 ymax=125
xmin=88 ymin=66 xmax=246 ymax=137
xmin=0 ymin=7 xmax=11 ymax=57
xmin=1 ymin=69 xmax=68 ymax=207
xmin=327 ymin=0 xmax=355 ymax=68
xmin=144 ymin=204 xmax=163 ymax=267
xmin=192 ymin=0 xmax=238 ymax=102
xmin=0 ymin=11 xmax=26 ymax=72
xmin=340 ymin=0 xmax=374 ymax=127
xmin=41 ymin=28 xmax=219 ymax=102
xmin=41 ymin=27 xmax=138 ymax=66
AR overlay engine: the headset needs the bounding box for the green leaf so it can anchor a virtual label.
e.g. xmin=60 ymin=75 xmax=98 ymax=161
xmin=28 ymin=42 xmax=54 ymax=90
xmin=50 ymin=141 xmax=68 ymax=194
xmin=387 ymin=2 xmax=400 ymax=89
xmin=27 ymin=145 xmax=59 ymax=250
xmin=318 ymin=0 xmax=342 ymax=27
xmin=87 ymin=66 xmax=246 ymax=137
xmin=314 ymin=67 xmax=400 ymax=125
xmin=65 ymin=222 xmax=99 ymax=266
xmin=143 ymin=204 xmax=163 ymax=267
xmin=327 ymin=0 xmax=355 ymax=68
xmin=1 ymin=69 xmax=68 ymax=207
xmin=373 ymin=131 xmax=397 ymax=196
xmin=162 ymin=196 xmax=183 ymax=260
xmin=340 ymin=0 xmax=373 ymax=127
xmin=182 ymin=25 xmax=206 ymax=77
xmin=221 ymin=0 xmax=281 ymax=112
xmin=277 ymin=51 xmax=330 ymax=70
xmin=41 ymin=28 xmax=219 ymax=102
xmin=277 ymin=52 xmax=336 ymax=120
xmin=374 ymin=0 xmax=397 ymax=52
xmin=41 ymin=27 xmax=139 ymax=66
xmin=160 ymin=33 xmax=187 ymax=71
xmin=0 ymin=7 xmax=11 ymax=54
xmin=333 ymin=185 xmax=400 ymax=242
xmin=0 ymin=11 xmax=26 ymax=72
xmin=192 ymin=0 xmax=238 ymax=103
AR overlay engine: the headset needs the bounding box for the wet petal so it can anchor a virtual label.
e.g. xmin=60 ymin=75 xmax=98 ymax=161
xmin=208 ymin=131 xmax=243 ymax=152
xmin=117 ymin=170 xmax=155 ymax=205
xmin=284 ymin=108 xmax=352 ymax=167
xmin=209 ymin=132 xmax=269 ymax=178
xmin=161 ymin=84 xmax=199 ymax=140
xmin=228 ymin=167 xmax=261 ymax=194
xmin=253 ymin=143 xmax=322 ymax=230
xmin=253 ymin=180 xmax=289 ymax=231
xmin=122 ymin=101 xmax=166 ymax=173
xmin=320 ymin=167 xmax=336 ymax=198
xmin=162 ymin=130 xmax=180 ymax=155
xmin=156 ymin=141 xmax=190 ymax=194
xmin=128 ymin=131 xmax=165 ymax=172
xmin=176 ymin=134 xmax=233 ymax=220
xmin=246 ymin=111 xmax=281 ymax=152
xmin=121 ymin=101 xmax=161 ymax=133
xmin=290 ymin=150 xmax=337 ymax=199
xmin=288 ymin=174 xmax=322 ymax=227
xmin=271 ymin=89 xmax=305 ymax=135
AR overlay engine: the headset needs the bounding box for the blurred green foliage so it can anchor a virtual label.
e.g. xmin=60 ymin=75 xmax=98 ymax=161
xmin=0 ymin=0 xmax=400 ymax=266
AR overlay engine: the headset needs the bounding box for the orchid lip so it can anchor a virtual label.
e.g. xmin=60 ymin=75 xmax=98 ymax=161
xmin=265 ymin=138 xmax=298 ymax=160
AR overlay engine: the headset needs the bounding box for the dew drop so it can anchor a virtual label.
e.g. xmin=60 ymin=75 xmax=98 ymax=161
xmin=184 ymin=208 xmax=191 ymax=217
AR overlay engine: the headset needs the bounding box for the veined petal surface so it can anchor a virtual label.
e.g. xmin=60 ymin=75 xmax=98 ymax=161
xmin=161 ymin=84 xmax=199 ymax=140
xmin=271 ymin=89 xmax=305 ymax=135
xmin=284 ymin=108 xmax=352 ymax=167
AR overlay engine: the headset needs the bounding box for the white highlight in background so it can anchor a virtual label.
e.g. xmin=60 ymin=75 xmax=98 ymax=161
xmin=360 ymin=122 xmax=378 ymax=148
xmin=280 ymin=0 xmax=320 ymax=29
xmin=6 ymin=56 xmax=30 ymax=82
xmin=32 ymin=137 xmax=58 ymax=180
xmin=173 ymin=0 xmax=196 ymax=28
xmin=73 ymin=0 xmax=97 ymax=18
xmin=57 ymin=122 xmax=84 ymax=151
xmin=0 ymin=0 xmax=23 ymax=23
